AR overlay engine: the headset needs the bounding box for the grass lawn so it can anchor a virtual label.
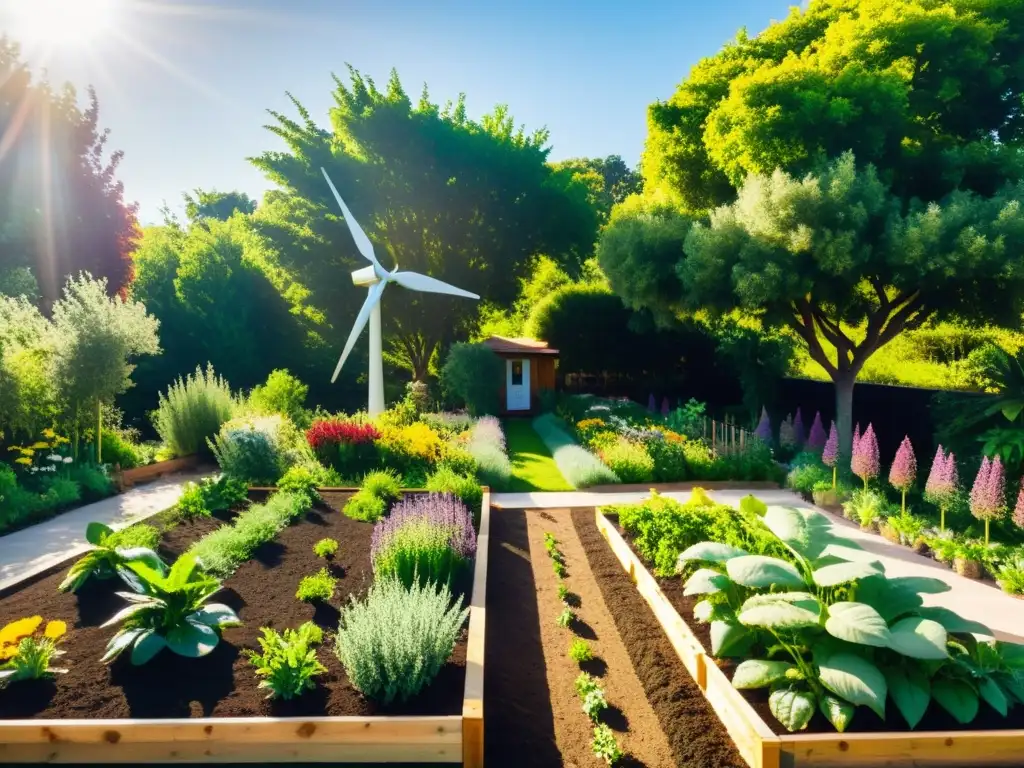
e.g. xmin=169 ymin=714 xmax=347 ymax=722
xmin=503 ymin=418 xmax=574 ymax=492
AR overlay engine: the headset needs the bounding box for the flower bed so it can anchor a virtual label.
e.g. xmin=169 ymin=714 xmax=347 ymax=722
xmin=0 ymin=488 xmax=489 ymax=765
xmin=589 ymin=500 xmax=1024 ymax=768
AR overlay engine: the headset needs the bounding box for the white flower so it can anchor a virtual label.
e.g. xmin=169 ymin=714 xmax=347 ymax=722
xmin=63 ymin=456 xmax=73 ymax=464
xmin=47 ymin=454 xmax=62 ymax=462
xmin=29 ymin=467 xmax=38 ymax=473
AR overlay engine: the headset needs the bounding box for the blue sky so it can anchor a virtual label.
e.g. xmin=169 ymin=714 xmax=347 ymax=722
xmin=1 ymin=0 xmax=793 ymax=224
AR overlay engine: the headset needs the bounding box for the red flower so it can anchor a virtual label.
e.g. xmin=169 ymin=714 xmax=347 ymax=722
xmin=305 ymin=419 xmax=380 ymax=450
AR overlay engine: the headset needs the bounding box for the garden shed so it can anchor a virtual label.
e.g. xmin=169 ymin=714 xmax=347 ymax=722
xmin=482 ymin=336 xmax=559 ymax=414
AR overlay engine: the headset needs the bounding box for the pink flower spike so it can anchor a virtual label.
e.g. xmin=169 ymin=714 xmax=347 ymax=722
xmin=754 ymin=407 xmax=772 ymax=443
xmin=822 ymin=422 xmax=838 ymax=467
xmin=851 ymin=423 xmax=879 ymax=483
xmin=1014 ymin=484 xmax=1024 ymax=529
xmin=970 ymin=456 xmax=993 ymax=520
xmin=807 ymin=412 xmax=827 ymax=452
xmin=793 ymin=408 xmax=806 ymax=447
xmin=889 ymin=436 xmax=917 ymax=491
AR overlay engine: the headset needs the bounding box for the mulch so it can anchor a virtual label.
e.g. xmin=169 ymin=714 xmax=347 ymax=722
xmin=0 ymin=492 xmax=466 ymax=720
xmin=603 ymin=512 xmax=1024 ymax=734
xmin=572 ymin=509 xmax=745 ymax=768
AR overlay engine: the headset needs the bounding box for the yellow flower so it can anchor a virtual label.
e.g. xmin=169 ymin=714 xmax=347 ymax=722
xmin=43 ymin=620 xmax=67 ymax=640
xmin=0 ymin=616 xmax=43 ymax=645
xmin=30 ymin=441 xmax=50 ymax=450
xmin=19 ymin=447 xmax=34 ymax=456
xmin=0 ymin=643 xmax=18 ymax=662
xmin=14 ymin=457 xmax=32 ymax=466
xmin=54 ymin=435 xmax=70 ymax=445
xmin=7 ymin=445 xmax=23 ymax=452
xmin=42 ymin=428 xmax=56 ymax=438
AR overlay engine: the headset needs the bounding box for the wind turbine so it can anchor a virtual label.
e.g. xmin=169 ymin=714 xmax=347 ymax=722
xmin=321 ymin=167 xmax=479 ymax=416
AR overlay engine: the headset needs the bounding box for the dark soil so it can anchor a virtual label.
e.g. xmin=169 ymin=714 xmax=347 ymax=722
xmin=0 ymin=492 xmax=466 ymax=721
xmin=484 ymin=508 xmax=562 ymax=768
xmin=603 ymin=512 xmax=1024 ymax=735
xmin=572 ymin=510 xmax=745 ymax=768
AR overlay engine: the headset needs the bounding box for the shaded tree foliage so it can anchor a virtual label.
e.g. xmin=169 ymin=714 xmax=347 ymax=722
xmin=644 ymin=0 xmax=1024 ymax=214
xmin=183 ymin=189 xmax=257 ymax=222
xmin=250 ymin=67 xmax=599 ymax=382
xmin=550 ymin=155 xmax=642 ymax=224
xmin=0 ymin=41 xmax=138 ymax=304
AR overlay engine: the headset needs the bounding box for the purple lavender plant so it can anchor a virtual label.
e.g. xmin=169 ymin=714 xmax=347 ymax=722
xmin=754 ymin=407 xmax=772 ymax=444
xmin=924 ymin=445 xmax=958 ymax=532
xmin=822 ymin=421 xmax=839 ymax=488
xmin=793 ymin=408 xmax=806 ymax=448
xmin=851 ymin=424 xmax=879 ymax=490
xmin=807 ymin=412 xmax=827 ymax=452
xmin=888 ymin=436 xmax=917 ymax=514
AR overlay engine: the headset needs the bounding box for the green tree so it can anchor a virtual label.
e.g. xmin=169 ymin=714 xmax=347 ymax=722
xmin=0 ymin=295 xmax=56 ymax=442
xmin=550 ymin=155 xmax=642 ymax=224
xmin=603 ymin=154 xmax=1024 ymax=461
xmin=644 ymin=0 xmax=1024 ymax=214
xmin=441 ymin=342 xmax=503 ymax=416
xmin=184 ymin=189 xmax=257 ymax=222
xmin=50 ymin=274 xmax=160 ymax=458
xmin=251 ymin=67 xmax=599 ymax=381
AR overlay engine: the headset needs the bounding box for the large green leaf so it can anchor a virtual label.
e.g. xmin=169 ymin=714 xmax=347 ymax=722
xmin=166 ymin=621 xmax=219 ymax=658
xmin=914 ymin=607 xmax=993 ymax=638
xmin=980 ymin=677 xmax=1009 ymax=716
xmin=732 ymin=659 xmax=795 ymax=689
xmin=819 ymin=693 xmax=855 ymax=733
xmin=711 ymin=620 xmax=753 ymax=657
xmin=813 ymin=561 xmax=881 ymax=587
xmin=101 ymin=628 xmax=144 ymax=663
xmin=817 ymin=543 xmax=877 ymax=564
xmin=769 ymin=688 xmax=816 ymax=732
xmin=739 ymin=599 xmax=821 ymax=631
xmin=817 ymin=652 xmax=887 ymax=718
xmin=764 ymin=506 xmax=835 ymax=559
xmin=888 ymin=617 xmax=949 ymax=660
xmin=888 ymin=576 xmax=952 ymax=595
xmin=190 ymin=603 xmax=241 ymax=628
xmin=86 ymin=521 xmax=114 ymax=546
xmin=684 ymin=568 xmax=730 ymax=597
xmin=727 ymin=555 xmax=806 ymax=589
xmin=741 ymin=591 xmax=819 ymax=608
xmin=932 ymin=678 xmax=979 ymax=724
xmin=885 ymin=664 xmax=931 ymax=728
xmin=101 ymin=600 xmax=157 ymax=629
xmin=824 ymin=602 xmax=892 ymax=647
xmin=167 ymin=554 xmax=201 ymax=590
xmin=131 ymin=630 xmax=167 ymax=665
xmin=740 ymin=495 xmax=767 ymax=517
xmin=676 ymin=541 xmax=748 ymax=566
xmin=998 ymin=642 xmax=1024 ymax=670
xmin=693 ymin=600 xmax=714 ymax=623
xmin=854 ymin=575 xmax=924 ymax=622
xmin=115 ymin=547 xmax=165 ymax=572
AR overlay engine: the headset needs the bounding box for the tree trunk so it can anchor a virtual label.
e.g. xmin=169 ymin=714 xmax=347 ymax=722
xmin=834 ymin=373 xmax=856 ymax=472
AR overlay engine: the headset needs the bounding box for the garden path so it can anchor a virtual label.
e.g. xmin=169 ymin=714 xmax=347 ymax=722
xmin=502 ymin=419 xmax=573 ymax=492
xmin=0 ymin=471 xmax=205 ymax=592
xmin=491 ymin=487 xmax=1024 ymax=645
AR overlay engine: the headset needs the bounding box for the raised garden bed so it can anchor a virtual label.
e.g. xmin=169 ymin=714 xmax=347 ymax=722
xmin=113 ymin=455 xmax=200 ymax=491
xmin=0 ymin=488 xmax=489 ymax=765
xmin=590 ymin=507 xmax=1024 ymax=768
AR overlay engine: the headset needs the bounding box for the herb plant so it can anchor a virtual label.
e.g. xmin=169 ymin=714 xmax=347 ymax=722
xmin=556 ymin=606 xmax=575 ymax=628
xmin=296 ymin=568 xmax=336 ymax=602
xmin=0 ymin=617 xmax=68 ymax=685
xmin=557 ymin=582 xmax=569 ymax=601
xmin=591 ymin=723 xmax=622 ymax=765
xmin=246 ymin=621 xmax=326 ymax=700
xmin=102 ymin=553 xmax=241 ymax=664
xmin=59 ymin=521 xmax=164 ymax=593
xmin=552 ymin=560 xmax=566 ymax=578
xmin=569 ymin=638 xmax=594 ymax=663
xmin=313 ymin=538 xmax=339 ymax=559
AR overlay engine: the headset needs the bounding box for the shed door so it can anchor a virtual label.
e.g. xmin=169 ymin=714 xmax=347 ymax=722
xmin=506 ymin=358 xmax=530 ymax=411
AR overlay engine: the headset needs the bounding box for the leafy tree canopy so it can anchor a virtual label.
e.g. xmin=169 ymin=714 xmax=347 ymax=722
xmin=644 ymin=0 xmax=1024 ymax=214
xmin=183 ymin=189 xmax=257 ymax=222
xmin=0 ymin=41 xmax=138 ymax=304
xmin=550 ymin=155 xmax=642 ymax=224
xmin=250 ymin=67 xmax=599 ymax=381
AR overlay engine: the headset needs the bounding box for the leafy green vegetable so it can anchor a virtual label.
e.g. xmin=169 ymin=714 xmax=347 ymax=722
xmin=59 ymin=521 xmax=164 ymax=593
xmin=246 ymin=621 xmax=326 ymax=700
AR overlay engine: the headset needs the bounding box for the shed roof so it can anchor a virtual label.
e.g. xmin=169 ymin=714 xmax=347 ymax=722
xmin=482 ymin=336 xmax=560 ymax=356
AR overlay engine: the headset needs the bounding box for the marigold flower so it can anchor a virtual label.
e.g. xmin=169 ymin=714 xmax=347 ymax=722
xmin=0 ymin=616 xmax=43 ymax=645
xmin=15 ymin=457 xmax=32 ymax=466
xmin=43 ymin=620 xmax=67 ymax=640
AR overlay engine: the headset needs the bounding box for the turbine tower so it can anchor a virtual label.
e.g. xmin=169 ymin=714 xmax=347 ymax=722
xmin=321 ymin=167 xmax=479 ymax=415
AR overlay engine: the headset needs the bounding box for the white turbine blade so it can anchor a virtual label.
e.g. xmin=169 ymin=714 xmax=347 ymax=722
xmin=320 ymin=167 xmax=383 ymax=273
xmin=331 ymin=281 xmax=387 ymax=383
xmin=390 ymin=270 xmax=479 ymax=300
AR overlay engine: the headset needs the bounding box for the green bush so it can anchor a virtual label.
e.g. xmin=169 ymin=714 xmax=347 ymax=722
xmin=41 ymin=477 xmax=81 ymax=509
xmin=425 ymin=466 xmax=483 ymax=519
xmin=600 ymin=439 xmax=654 ymax=483
xmin=69 ymin=464 xmax=114 ymax=499
xmin=278 ymin=464 xmax=321 ymax=506
xmin=786 ymin=459 xmax=831 ymax=495
xmin=343 ymin=492 xmax=387 ymax=522
xmin=439 ymin=446 xmax=477 ymax=477
xmin=246 ymin=621 xmax=326 ymax=700
xmin=177 ymin=474 xmax=249 ymax=520
xmin=177 ymin=482 xmax=211 ymax=519
xmin=296 ymin=568 xmax=336 ymax=602
xmin=100 ymin=430 xmax=142 ymax=469
xmin=334 ymin=577 xmax=468 ymax=704
xmin=209 ymin=414 xmax=306 ymax=485
xmin=153 ymin=364 xmax=237 ymax=457
xmin=842 ymin=488 xmax=890 ymax=528
xmin=646 ymin=436 xmax=688 ymax=482
xmin=568 ymin=638 xmax=593 ymax=663
xmin=440 ymin=342 xmax=503 ymax=416
xmin=188 ymin=491 xmax=308 ymax=577
xmin=313 ymin=538 xmax=339 ymax=558
xmin=249 ymin=369 xmax=312 ymax=429
xmin=680 ymin=439 xmax=719 ymax=478
xmin=108 ymin=523 xmax=161 ymax=551
xmin=362 ymin=469 xmax=402 ymax=502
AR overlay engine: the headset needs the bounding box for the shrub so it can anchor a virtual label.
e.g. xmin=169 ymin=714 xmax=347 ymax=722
xmin=556 ymin=606 xmax=575 ymax=627
xmin=209 ymin=414 xmax=306 ymax=485
xmin=842 ymin=488 xmax=889 ymax=528
xmin=786 ymin=459 xmax=831 ymax=495
xmin=377 ymin=422 xmax=444 ymax=476
xmin=305 ymin=418 xmax=380 ymax=476
xmin=371 ymin=493 xmax=477 ymax=589
xmin=100 ymin=430 xmax=142 ymax=469
xmin=41 ymin=477 xmax=81 ymax=509
xmin=362 ymin=469 xmax=402 ymax=502
xmin=591 ymin=724 xmax=622 ymax=765
xmin=249 ymin=369 xmax=311 ymax=429
xmin=246 ymin=621 xmax=326 ymax=700
xmin=334 ymin=577 xmax=468 ymax=705
xmin=680 ymin=439 xmax=719 ymax=478
xmin=188 ymin=491 xmax=308 ymax=577
xmin=153 ymin=364 xmax=237 ymax=457
xmin=467 ymin=416 xmax=512 ymax=489
xmin=600 ymin=438 xmax=654 ymax=483
xmin=441 ymin=342 xmax=503 ymax=416
xmin=176 ymin=481 xmax=210 ymax=519
xmin=343 ymin=492 xmax=387 ymax=523
xmin=278 ymin=464 xmax=321 ymax=506
xmin=177 ymin=474 xmax=249 ymax=520
xmin=421 ymin=412 xmax=475 ymax=435
xmin=313 ymin=538 xmax=339 ymax=558
xmin=296 ymin=568 xmax=336 ymax=602
xmin=439 ymin=446 xmax=477 ymax=477
xmin=70 ymin=464 xmax=114 ymax=499
xmin=425 ymin=466 xmax=483 ymax=519
xmin=533 ymin=414 xmax=618 ymax=488
xmin=646 ymin=433 xmax=688 ymax=481
xmin=569 ymin=638 xmax=593 ymax=663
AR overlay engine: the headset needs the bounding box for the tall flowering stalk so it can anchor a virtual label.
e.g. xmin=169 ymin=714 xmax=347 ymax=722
xmin=807 ymin=412 xmax=827 ymax=453
xmin=851 ymin=424 xmax=879 ymax=490
xmin=822 ymin=421 xmax=839 ymax=489
xmin=648 ymin=393 xmax=656 ymax=412
xmin=924 ymin=445 xmax=958 ymax=532
xmin=888 ymin=436 xmax=917 ymax=514
xmin=853 ymin=423 xmax=861 ymax=454
xmin=754 ymin=407 xmax=772 ymax=444
xmin=660 ymin=397 xmax=670 ymax=417
xmin=1014 ymin=484 xmax=1024 ymax=530
xmin=793 ymin=408 xmax=806 ymax=448
xmin=970 ymin=455 xmax=1007 ymax=545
